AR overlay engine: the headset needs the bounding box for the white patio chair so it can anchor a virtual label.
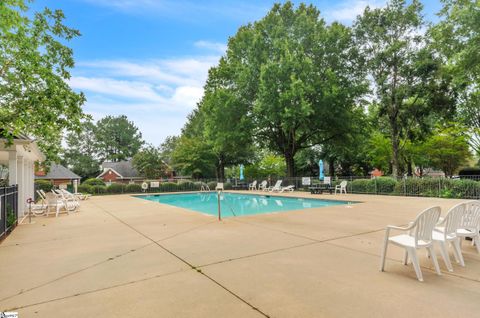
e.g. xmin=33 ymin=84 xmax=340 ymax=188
xmin=248 ymin=180 xmax=257 ymax=191
xmin=268 ymin=180 xmax=283 ymax=192
xmin=280 ymin=185 xmax=295 ymax=192
xmin=457 ymin=201 xmax=480 ymax=253
xmin=380 ymin=206 xmax=442 ymax=281
xmin=215 ymin=182 xmax=224 ymax=191
xmin=37 ymin=190 xmax=70 ymax=217
xmin=258 ymin=180 xmax=268 ymax=191
xmin=55 ymin=189 xmax=80 ymax=209
xmin=433 ymin=203 xmax=466 ymax=271
xmin=335 ymin=181 xmax=347 ymax=194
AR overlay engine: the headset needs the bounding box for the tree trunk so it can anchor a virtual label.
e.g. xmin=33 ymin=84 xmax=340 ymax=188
xmin=284 ymin=151 xmax=295 ymax=178
xmin=328 ymin=158 xmax=335 ymax=177
xmin=391 ymin=123 xmax=400 ymax=178
xmin=407 ymin=160 xmax=413 ymax=176
xmin=217 ymin=161 xmax=225 ymax=181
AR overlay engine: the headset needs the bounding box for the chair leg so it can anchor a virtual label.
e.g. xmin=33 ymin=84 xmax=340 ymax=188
xmin=427 ymin=246 xmax=442 ymax=276
xmin=473 ymin=236 xmax=480 ymax=253
xmin=438 ymin=241 xmax=453 ymax=272
xmin=408 ymin=248 xmax=423 ymax=282
xmin=451 ymin=239 xmax=465 ymax=267
xmin=379 ymin=235 xmax=389 ymax=272
xmin=403 ymin=250 xmax=409 ymax=265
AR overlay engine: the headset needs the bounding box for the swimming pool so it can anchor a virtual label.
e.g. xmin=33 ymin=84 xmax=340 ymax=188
xmin=135 ymin=192 xmax=352 ymax=217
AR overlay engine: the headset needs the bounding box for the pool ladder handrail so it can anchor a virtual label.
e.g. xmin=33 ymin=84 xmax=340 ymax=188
xmin=201 ymin=184 xmax=210 ymax=192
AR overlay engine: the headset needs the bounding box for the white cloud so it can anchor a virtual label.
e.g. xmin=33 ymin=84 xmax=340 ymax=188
xmin=194 ymin=40 xmax=227 ymax=54
xmin=325 ymin=0 xmax=386 ymax=23
xmin=71 ymin=51 xmax=221 ymax=143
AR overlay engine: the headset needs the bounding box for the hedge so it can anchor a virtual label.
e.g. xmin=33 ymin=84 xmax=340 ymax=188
xmin=125 ymin=183 xmax=142 ymax=193
xmin=106 ymin=183 xmax=125 ymax=194
xmin=82 ymin=178 xmax=105 ymax=186
xmin=78 ymin=184 xmax=93 ymax=194
xmin=35 ymin=179 xmax=54 ymax=192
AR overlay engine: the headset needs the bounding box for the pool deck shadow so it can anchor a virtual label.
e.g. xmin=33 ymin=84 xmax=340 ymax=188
xmin=1 ymin=192 xmax=479 ymax=317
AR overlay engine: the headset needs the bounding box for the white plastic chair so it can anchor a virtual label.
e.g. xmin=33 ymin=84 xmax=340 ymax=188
xmin=457 ymin=201 xmax=480 ymax=253
xmin=258 ymin=180 xmax=268 ymax=191
xmin=380 ymin=206 xmax=442 ymax=281
xmin=335 ymin=181 xmax=347 ymax=194
xmin=215 ymin=182 xmax=224 ymax=191
xmin=248 ymin=180 xmax=257 ymax=190
xmin=433 ymin=203 xmax=466 ymax=271
xmin=268 ymin=180 xmax=283 ymax=192
xmin=280 ymin=185 xmax=295 ymax=192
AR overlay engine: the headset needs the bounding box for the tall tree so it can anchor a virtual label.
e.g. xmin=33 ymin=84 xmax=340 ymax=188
xmin=431 ymin=0 xmax=480 ymax=157
xmin=95 ymin=115 xmax=144 ymax=162
xmin=201 ymin=59 xmax=253 ymax=180
xmin=424 ymin=125 xmax=471 ymax=176
xmin=62 ymin=121 xmax=99 ymax=178
xmin=159 ymin=136 xmax=179 ymax=165
xmin=0 ymin=0 xmax=87 ymax=160
xmin=132 ymin=145 xmax=167 ymax=179
xmin=224 ymin=2 xmax=367 ymax=177
xmin=354 ymin=0 xmax=453 ymax=177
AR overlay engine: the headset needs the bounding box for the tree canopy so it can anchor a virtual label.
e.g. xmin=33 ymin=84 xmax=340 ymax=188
xmin=0 ymin=0 xmax=87 ymax=160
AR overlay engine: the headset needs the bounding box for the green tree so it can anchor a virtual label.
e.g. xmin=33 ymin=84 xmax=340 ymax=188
xmin=424 ymin=125 xmax=471 ymax=176
xmin=95 ymin=115 xmax=144 ymax=162
xmin=224 ymin=2 xmax=367 ymax=177
xmin=0 ymin=0 xmax=87 ymax=160
xmin=62 ymin=121 xmax=99 ymax=178
xmin=201 ymin=59 xmax=253 ymax=180
xmin=171 ymin=136 xmax=216 ymax=178
xmin=132 ymin=145 xmax=167 ymax=179
xmin=431 ymin=0 xmax=480 ymax=157
xmin=354 ymin=0 xmax=453 ymax=177
xmin=159 ymin=136 xmax=179 ymax=165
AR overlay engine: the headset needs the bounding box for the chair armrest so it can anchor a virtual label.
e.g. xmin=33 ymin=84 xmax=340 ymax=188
xmin=386 ymin=223 xmax=414 ymax=231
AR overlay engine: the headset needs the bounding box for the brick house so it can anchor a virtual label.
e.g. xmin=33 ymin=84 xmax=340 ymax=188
xmin=97 ymin=160 xmax=142 ymax=184
xmin=35 ymin=163 xmax=81 ymax=188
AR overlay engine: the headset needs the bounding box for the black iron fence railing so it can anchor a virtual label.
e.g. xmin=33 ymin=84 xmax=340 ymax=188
xmin=72 ymin=175 xmax=480 ymax=200
xmin=0 ymin=185 xmax=19 ymax=240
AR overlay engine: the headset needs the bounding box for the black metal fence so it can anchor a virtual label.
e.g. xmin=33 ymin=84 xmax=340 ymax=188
xmin=0 ymin=185 xmax=18 ymax=240
xmin=73 ymin=175 xmax=480 ymax=200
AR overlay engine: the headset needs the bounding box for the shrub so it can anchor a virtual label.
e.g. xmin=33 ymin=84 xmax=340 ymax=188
xmin=91 ymin=185 xmax=107 ymax=194
xmin=83 ymin=178 xmax=105 ymax=186
xmin=177 ymin=181 xmax=197 ymax=191
xmin=224 ymin=182 xmax=232 ymax=190
xmin=106 ymin=183 xmax=125 ymax=194
xmin=125 ymin=183 xmax=142 ymax=193
xmin=450 ymin=179 xmax=480 ymax=199
xmin=350 ymin=179 xmax=374 ymax=194
xmin=375 ymin=177 xmax=397 ymax=194
xmin=207 ymin=181 xmax=217 ymax=190
xmin=35 ymin=179 xmax=53 ymax=193
xmin=160 ymin=182 xmax=177 ymax=192
xmin=78 ymin=184 xmax=93 ymax=194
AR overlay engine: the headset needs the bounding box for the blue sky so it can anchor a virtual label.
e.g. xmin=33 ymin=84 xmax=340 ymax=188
xmin=31 ymin=0 xmax=442 ymax=145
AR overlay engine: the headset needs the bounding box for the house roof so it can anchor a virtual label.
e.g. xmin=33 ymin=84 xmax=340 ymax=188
xmin=99 ymin=160 xmax=139 ymax=178
xmin=35 ymin=163 xmax=81 ymax=180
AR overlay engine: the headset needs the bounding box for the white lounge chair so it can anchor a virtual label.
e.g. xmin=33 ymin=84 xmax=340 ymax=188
xmin=380 ymin=206 xmax=442 ymax=281
xmin=335 ymin=181 xmax=347 ymax=194
xmin=248 ymin=180 xmax=257 ymax=190
xmin=456 ymin=201 xmax=480 ymax=253
xmin=37 ymin=190 xmax=74 ymax=217
xmin=258 ymin=180 xmax=268 ymax=191
xmin=280 ymin=185 xmax=295 ymax=192
xmin=268 ymin=180 xmax=283 ymax=192
xmin=55 ymin=189 xmax=80 ymax=209
xmin=433 ymin=202 xmax=466 ymax=271
xmin=215 ymin=182 xmax=224 ymax=191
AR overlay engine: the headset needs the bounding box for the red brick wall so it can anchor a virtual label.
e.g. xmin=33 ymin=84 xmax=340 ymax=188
xmin=100 ymin=170 xmax=120 ymax=182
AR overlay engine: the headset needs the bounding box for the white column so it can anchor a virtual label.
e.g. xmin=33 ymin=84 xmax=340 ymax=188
xmin=17 ymin=156 xmax=24 ymax=216
xmin=8 ymin=151 xmax=17 ymax=186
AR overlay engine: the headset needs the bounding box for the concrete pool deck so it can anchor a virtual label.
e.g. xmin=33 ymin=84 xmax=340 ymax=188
xmin=1 ymin=192 xmax=479 ymax=317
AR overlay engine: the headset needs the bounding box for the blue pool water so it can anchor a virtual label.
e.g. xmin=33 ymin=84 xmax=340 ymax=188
xmin=135 ymin=192 xmax=351 ymax=217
